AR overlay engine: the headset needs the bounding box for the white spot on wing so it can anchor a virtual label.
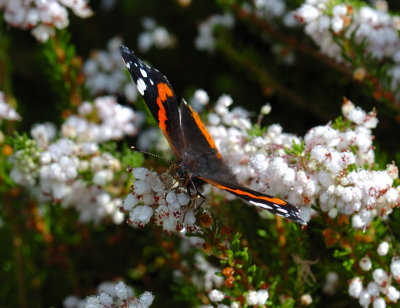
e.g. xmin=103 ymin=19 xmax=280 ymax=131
xmin=140 ymin=68 xmax=148 ymax=78
xmin=134 ymin=62 xmax=138 ymax=67
xmin=126 ymin=62 xmax=131 ymax=69
xmin=249 ymin=200 xmax=273 ymax=210
xmin=277 ymin=207 xmax=288 ymax=214
xmin=136 ymin=78 xmax=147 ymax=95
xmin=150 ymin=79 xmax=154 ymax=85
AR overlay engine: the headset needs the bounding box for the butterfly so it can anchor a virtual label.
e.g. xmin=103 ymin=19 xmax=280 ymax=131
xmin=120 ymin=45 xmax=305 ymax=225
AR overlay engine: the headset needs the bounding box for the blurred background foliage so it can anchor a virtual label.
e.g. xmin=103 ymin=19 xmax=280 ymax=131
xmin=1 ymin=0 xmax=400 ymax=307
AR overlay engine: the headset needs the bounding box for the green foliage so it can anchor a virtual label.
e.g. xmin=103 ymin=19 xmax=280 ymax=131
xmin=331 ymin=115 xmax=352 ymax=131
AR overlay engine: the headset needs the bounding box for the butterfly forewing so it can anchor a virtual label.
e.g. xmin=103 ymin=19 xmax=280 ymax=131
xmin=120 ymin=45 xmax=184 ymax=158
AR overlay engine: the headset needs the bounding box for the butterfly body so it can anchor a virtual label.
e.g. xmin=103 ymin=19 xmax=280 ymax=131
xmin=120 ymin=45 xmax=305 ymax=225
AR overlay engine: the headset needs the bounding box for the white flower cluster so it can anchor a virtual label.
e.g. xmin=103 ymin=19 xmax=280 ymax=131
xmin=349 ymin=254 xmax=400 ymax=307
xmin=10 ymin=96 xmax=141 ymax=224
xmin=0 ymin=0 xmax=92 ymax=42
xmin=206 ymin=288 xmax=268 ymax=307
xmin=204 ymin=92 xmax=399 ymax=226
xmin=195 ymin=13 xmax=235 ymax=52
xmin=245 ymin=289 xmax=269 ymax=306
xmin=0 ymin=91 xmax=20 ymax=122
xmin=122 ymin=167 xmax=199 ymax=233
xmin=62 ymin=96 xmax=141 ymax=142
xmin=83 ymin=37 xmax=138 ymax=102
xmin=63 ymin=281 xmax=154 ymax=308
xmin=295 ymin=1 xmax=400 ymax=92
xmin=138 ymin=17 xmax=176 ymax=53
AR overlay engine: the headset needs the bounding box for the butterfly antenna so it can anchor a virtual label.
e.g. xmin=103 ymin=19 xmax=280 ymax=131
xmin=130 ymin=146 xmax=175 ymax=165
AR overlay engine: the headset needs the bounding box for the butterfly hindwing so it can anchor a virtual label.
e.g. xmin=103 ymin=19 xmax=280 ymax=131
xmin=120 ymin=45 xmax=184 ymax=158
xmin=179 ymin=99 xmax=239 ymax=184
xmin=198 ymin=176 xmax=305 ymax=224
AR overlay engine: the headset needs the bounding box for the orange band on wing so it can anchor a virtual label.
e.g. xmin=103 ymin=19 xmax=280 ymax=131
xmin=186 ymin=104 xmax=222 ymax=159
xmin=203 ymin=178 xmax=287 ymax=206
xmin=156 ymin=83 xmax=174 ymax=133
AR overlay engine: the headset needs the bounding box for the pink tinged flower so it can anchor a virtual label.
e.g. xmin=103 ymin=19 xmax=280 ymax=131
xmin=386 ymin=163 xmax=399 ymax=180
xmin=359 ymin=256 xmax=372 ymax=271
xmin=349 ymin=277 xmax=363 ymax=298
xmin=209 ymin=289 xmax=225 ymax=302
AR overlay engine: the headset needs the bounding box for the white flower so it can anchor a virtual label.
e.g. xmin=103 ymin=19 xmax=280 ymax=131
xmin=359 ymin=256 xmax=372 ymax=271
xmin=372 ymin=268 xmax=390 ymax=286
xmin=349 ymin=277 xmax=363 ymax=298
xmin=138 ymin=291 xmax=155 ymax=307
xmin=377 ymin=241 xmax=390 ymax=256
xmin=209 ymin=289 xmax=225 ymax=302
xmin=373 ymin=297 xmax=386 ymax=308
xmin=386 ymin=286 xmax=400 ymax=302
xmin=391 ymin=258 xmax=400 ymax=281
xmin=114 ymin=281 xmax=129 ymax=300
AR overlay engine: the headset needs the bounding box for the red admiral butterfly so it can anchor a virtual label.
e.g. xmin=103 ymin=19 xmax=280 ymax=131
xmin=120 ymin=45 xmax=305 ymax=225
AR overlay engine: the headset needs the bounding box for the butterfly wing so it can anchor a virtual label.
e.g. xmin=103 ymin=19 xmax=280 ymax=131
xmin=121 ymin=45 xmax=304 ymax=225
xmin=179 ymin=99 xmax=239 ymax=184
xmin=120 ymin=45 xmax=185 ymax=158
xmin=198 ymin=176 xmax=305 ymax=224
